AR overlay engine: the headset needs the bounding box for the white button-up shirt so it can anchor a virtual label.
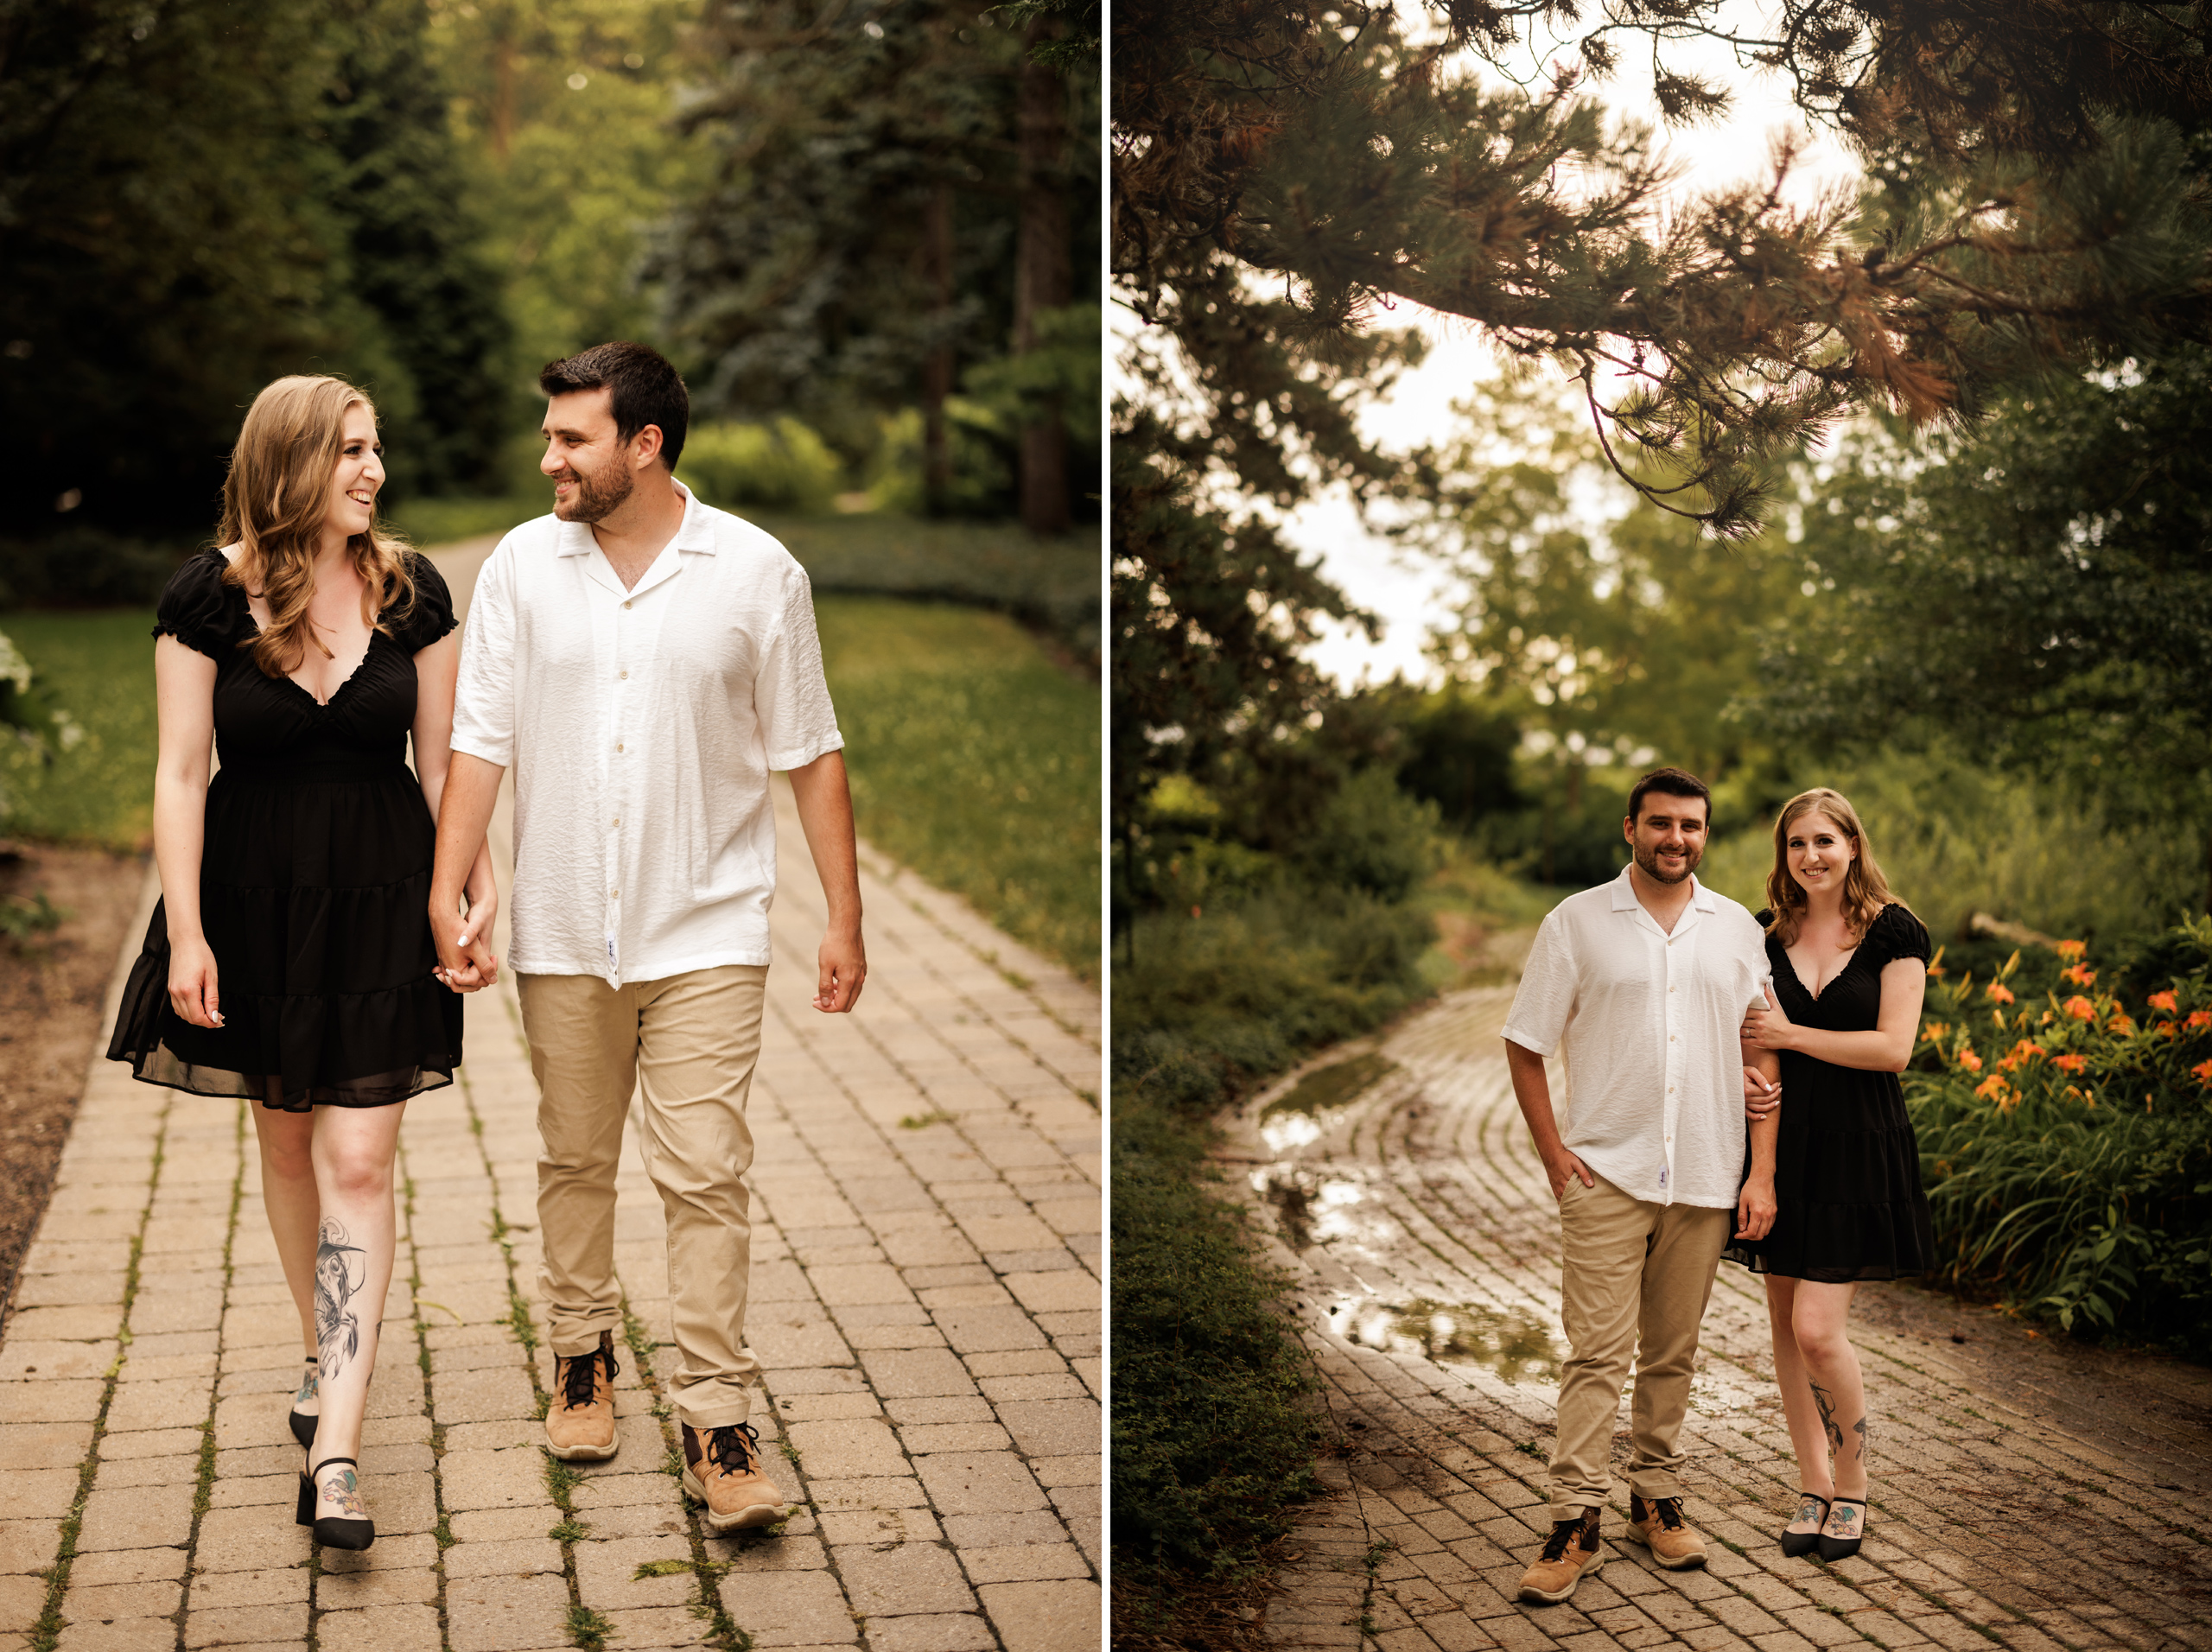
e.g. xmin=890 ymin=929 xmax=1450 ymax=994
xmin=1503 ymin=867 xmax=1770 ymax=1208
xmin=451 ymin=484 xmax=844 ymax=985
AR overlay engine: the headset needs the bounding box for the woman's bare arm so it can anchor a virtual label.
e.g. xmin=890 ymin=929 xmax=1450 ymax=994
xmin=411 ymin=632 xmax=499 ymax=983
xmin=152 ymin=636 xmax=220 ymax=1026
xmin=1743 ymin=961 xmax=1927 ymax=1073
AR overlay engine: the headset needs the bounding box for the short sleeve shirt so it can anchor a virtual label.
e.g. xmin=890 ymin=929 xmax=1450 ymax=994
xmin=450 ymin=484 xmax=844 ymax=984
xmin=1503 ymin=868 xmax=1773 ymax=1208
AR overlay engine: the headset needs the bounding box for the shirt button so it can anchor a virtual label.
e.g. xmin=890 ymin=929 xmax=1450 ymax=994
xmin=622 ymin=600 xmax=632 ymax=610
xmin=611 ymin=890 xmax=619 ymax=898
xmin=1668 ymin=1086 xmax=1675 ymax=1094
xmin=615 ymin=742 xmax=624 ymax=753
xmin=612 ymin=817 xmax=620 ymax=827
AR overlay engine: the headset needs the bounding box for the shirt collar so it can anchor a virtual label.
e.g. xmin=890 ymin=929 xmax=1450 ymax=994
xmin=1609 ymin=864 xmax=1719 ymax=914
xmin=554 ymin=479 xmax=717 ymax=556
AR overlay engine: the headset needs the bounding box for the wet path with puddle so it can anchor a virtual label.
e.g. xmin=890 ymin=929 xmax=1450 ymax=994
xmin=1220 ymin=982 xmax=2212 ymax=1652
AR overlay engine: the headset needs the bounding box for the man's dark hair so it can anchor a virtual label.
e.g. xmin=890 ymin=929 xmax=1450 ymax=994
xmin=538 ymin=341 xmax=690 ymax=470
xmin=1627 ymin=766 xmax=1712 ymax=827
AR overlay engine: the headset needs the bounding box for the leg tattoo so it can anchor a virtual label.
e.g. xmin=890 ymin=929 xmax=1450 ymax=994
xmin=1852 ymin=1414 xmax=1868 ymax=1463
xmin=318 ymin=1462 xmax=367 ymax=1519
xmin=295 ymin=1365 xmax=319 ymax=1406
xmin=1809 ymin=1381 xmax=1842 ymax=1460
xmin=315 ymin=1221 xmax=365 ymax=1383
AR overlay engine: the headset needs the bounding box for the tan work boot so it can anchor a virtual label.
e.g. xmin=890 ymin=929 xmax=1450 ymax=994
xmin=1518 ymin=1506 xmax=1605 ymax=1604
xmin=543 ymin=1331 xmax=620 ymax=1462
xmin=1625 ymin=1491 xmax=1708 ymax=1569
xmin=681 ymin=1421 xmax=790 ymax=1532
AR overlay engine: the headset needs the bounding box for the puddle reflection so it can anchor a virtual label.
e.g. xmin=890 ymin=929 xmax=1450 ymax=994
xmin=1325 ymin=1293 xmax=1560 ymax=1383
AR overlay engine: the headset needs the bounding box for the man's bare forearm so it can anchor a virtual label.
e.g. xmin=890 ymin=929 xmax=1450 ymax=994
xmin=787 ymin=750 xmax=861 ymax=932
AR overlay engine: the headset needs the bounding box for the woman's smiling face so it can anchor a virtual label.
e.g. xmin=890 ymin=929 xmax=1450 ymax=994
xmin=324 ymin=402 xmax=385 ymax=540
xmin=1786 ymin=810 xmax=1856 ymax=898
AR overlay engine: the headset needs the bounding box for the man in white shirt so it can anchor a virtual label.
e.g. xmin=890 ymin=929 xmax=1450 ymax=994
xmin=429 ymin=341 xmax=864 ymax=1532
xmin=1503 ymin=767 xmax=1778 ymax=1604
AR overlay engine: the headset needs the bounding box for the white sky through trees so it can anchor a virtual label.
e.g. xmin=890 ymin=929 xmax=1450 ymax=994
xmin=1284 ymin=2 xmax=1863 ymax=687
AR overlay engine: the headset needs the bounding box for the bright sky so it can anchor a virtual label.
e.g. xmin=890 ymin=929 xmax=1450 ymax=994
xmin=1280 ymin=4 xmax=1865 ymax=686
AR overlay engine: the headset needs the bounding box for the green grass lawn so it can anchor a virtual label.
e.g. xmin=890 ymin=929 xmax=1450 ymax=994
xmin=817 ymin=598 xmax=1098 ymax=981
xmin=0 ymin=595 xmax=1100 ymax=980
xmin=0 ymin=608 xmax=157 ymax=848
xmin=389 ymin=496 xmax=1101 ymax=660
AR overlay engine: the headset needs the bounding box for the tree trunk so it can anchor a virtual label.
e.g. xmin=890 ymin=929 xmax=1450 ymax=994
xmin=1013 ymin=19 xmax=1070 ymax=537
xmin=921 ymin=182 xmax=955 ymax=517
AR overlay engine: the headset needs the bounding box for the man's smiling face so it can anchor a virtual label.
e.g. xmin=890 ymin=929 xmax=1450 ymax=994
xmin=541 ymin=388 xmax=638 ymax=524
xmin=1625 ymin=793 xmax=1709 ymax=886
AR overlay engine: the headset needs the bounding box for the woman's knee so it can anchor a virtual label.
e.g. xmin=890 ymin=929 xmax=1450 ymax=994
xmin=317 ymin=1146 xmax=395 ymax=1204
xmin=257 ymin=1121 xmax=317 ymax=1183
xmin=1791 ymin=1308 xmax=1853 ymax=1368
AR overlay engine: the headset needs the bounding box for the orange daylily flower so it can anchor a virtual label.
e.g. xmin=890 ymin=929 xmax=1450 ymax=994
xmin=1973 ymin=1074 xmax=2009 ymax=1100
xmin=1986 ymin=982 xmax=2015 ymax=1006
xmin=2061 ymin=964 xmax=2096 ymax=988
xmin=2050 ymin=1053 xmax=2088 ymax=1074
xmin=2063 ymin=995 xmax=2096 ymax=1021
xmin=2056 ymin=939 xmax=2088 ymax=961
xmin=1996 ymin=1039 xmax=2046 ymax=1073
xmin=1957 ymin=1048 xmax=1983 ymax=1073
xmin=2110 ymin=1012 xmax=2135 ymax=1036
xmin=2188 ymin=1009 xmax=2212 ymax=1032
xmin=2193 ymin=1060 xmax=2212 ymax=1088
xmin=2149 ymin=990 xmax=2179 ymax=1013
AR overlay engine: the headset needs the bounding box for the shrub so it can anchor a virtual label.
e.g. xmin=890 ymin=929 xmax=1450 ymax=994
xmin=0 ymin=527 xmax=188 ymax=608
xmin=678 ymin=418 xmax=842 ymax=515
xmin=1908 ymin=915 xmax=2212 ymax=1352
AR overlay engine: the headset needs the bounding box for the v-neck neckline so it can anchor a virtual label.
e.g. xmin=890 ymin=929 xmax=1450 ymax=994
xmin=1781 ymin=935 xmax=1862 ymax=1002
xmin=220 ymin=549 xmax=382 ymax=708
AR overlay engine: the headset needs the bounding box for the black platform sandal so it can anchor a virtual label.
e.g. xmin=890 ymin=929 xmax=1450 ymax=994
xmin=1779 ymin=1491 xmax=1830 ymax=1558
xmin=1816 ymin=1496 xmax=1866 ymax=1562
xmin=302 ymin=1456 xmax=375 ymax=1551
xmin=288 ymin=1357 xmax=318 ymax=1449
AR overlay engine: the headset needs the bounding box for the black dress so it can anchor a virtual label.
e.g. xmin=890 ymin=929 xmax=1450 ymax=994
xmin=107 ymin=547 xmax=464 ymax=1111
xmin=1722 ymin=903 xmax=1936 ymax=1282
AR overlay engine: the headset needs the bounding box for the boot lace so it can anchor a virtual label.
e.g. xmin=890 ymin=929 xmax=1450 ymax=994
xmin=703 ymin=1422 xmax=765 ymax=1477
xmin=1645 ymin=1495 xmax=1687 ymax=1531
xmin=560 ymin=1344 xmax=618 ymax=1411
xmin=1538 ymin=1513 xmax=1593 ymax=1562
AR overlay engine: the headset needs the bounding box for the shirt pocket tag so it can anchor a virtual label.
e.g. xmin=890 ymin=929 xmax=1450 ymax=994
xmin=1659 ymin=1166 xmax=1669 ymax=1188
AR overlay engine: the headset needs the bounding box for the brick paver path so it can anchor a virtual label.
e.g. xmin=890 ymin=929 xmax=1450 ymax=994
xmin=1224 ymin=984 xmax=2212 ymax=1652
xmin=0 ymin=541 xmax=1101 ymax=1651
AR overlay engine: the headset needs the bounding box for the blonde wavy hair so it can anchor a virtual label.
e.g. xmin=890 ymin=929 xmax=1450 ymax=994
xmin=1762 ymin=787 xmax=1912 ymax=947
xmin=219 ymin=375 xmax=415 ymax=679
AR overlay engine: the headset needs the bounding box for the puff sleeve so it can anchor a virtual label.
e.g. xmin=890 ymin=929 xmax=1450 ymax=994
xmin=150 ymin=552 xmax=242 ymax=661
xmin=389 ymin=553 xmax=458 ymax=652
xmin=1867 ymin=904 xmax=1932 ymax=968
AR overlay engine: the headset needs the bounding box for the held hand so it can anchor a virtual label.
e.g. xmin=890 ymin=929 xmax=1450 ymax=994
xmin=168 ymin=937 xmax=223 ymax=1029
xmin=1740 ymin=983 xmax=1796 ymax=1052
xmin=813 ymin=926 xmax=867 ymax=1013
xmin=1544 ymin=1147 xmax=1596 ymax=1201
xmin=1743 ymin=1064 xmax=1782 ymax=1121
xmin=1735 ymin=1174 xmax=1777 ymax=1242
xmin=429 ymin=892 xmax=497 ymax=995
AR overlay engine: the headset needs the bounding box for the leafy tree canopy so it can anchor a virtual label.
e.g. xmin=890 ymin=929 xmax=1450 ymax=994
xmin=0 ymin=0 xmax=509 ymax=537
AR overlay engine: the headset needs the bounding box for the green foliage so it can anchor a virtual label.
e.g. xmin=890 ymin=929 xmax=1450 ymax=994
xmin=679 ymin=421 xmax=843 ymax=517
xmin=0 ymin=612 xmax=131 ymax=841
xmin=1905 ymin=918 xmax=2212 ymax=1351
xmin=1113 ymin=857 xmax=1433 ymax=1611
xmin=1698 ymin=747 xmax=2203 ymax=944
xmin=425 ymin=0 xmax=709 ymax=373
xmin=1112 ymin=1111 xmax=1322 ymax=1580
xmin=0 ymin=530 xmax=188 ymax=610
xmin=0 ymin=0 xmax=508 ymax=539
xmin=0 ymin=890 xmax=67 ymax=946
xmin=655 ymin=0 xmax=1097 ymax=524
xmin=1754 ymin=349 xmax=2212 ymax=909
xmin=817 ymin=598 xmax=1098 ymax=980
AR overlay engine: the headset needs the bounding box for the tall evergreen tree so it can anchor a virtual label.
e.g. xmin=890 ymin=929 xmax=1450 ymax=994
xmin=655 ymin=0 xmax=1096 ymax=524
xmin=0 ymin=0 xmax=507 ymax=538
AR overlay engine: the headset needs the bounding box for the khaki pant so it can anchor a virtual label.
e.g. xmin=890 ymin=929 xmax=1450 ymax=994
xmin=1548 ymin=1172 xmax=1732 ymax=1521
xmin=518 ymin=964 xmax=768 ymax=1429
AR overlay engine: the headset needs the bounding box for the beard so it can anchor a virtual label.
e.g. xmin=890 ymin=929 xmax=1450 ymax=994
xmin=554 ymin=459 xmax=634 ymax=524
xmin=1633 ymin=838 xmax=1703 ymax=886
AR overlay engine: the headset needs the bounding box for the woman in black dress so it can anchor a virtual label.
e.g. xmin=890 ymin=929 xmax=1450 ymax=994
xmin=1726 ymin=787 xmax=1933 ymax=1564
xmin=109 ymin=376 xmax=499 ymax=1549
